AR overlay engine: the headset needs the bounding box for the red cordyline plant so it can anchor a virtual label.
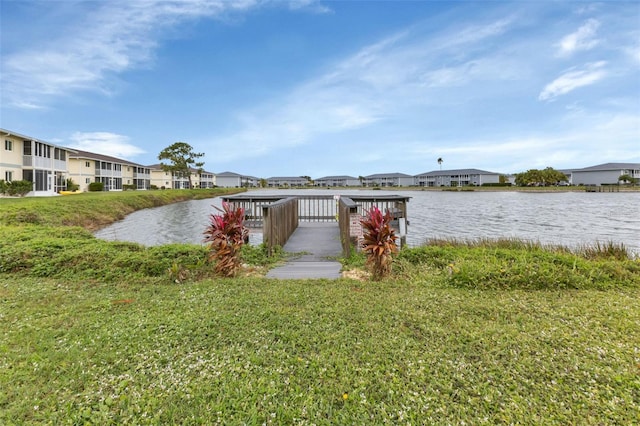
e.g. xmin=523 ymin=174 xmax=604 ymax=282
xmin=360 ymin=206 xmax=398 ymax=280
xmin=203 ymin=202 xmax=249 ymax=277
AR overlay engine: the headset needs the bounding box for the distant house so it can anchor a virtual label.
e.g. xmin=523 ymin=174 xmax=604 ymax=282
xmin=266 ymin=176 xmax=309 ymax=187
xmin=314 ymin=175 xmax=362 ymax=187
xmin=216 ymin=171 xmax=260 ymax=188
xmin=68 ymin=150 xmax=151 ymax=191
xmin=148 ymin=164 xmax=216 ymax=189
xmin=414 ymin=168 xmax=501 ymax=187
xmin=1 ymin=128 xmax=75 ymax=196
xmin=571 ymin=162 xmax=640 ymax=186
xmin=363 ymin=173 xmax=414 ymax=187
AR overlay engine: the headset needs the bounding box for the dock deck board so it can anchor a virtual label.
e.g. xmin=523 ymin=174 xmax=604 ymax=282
xmin=266 ymin=223 xmax=343 ymax=279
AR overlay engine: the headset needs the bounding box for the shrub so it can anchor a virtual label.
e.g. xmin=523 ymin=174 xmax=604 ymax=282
xmin=66 ymin=178 xmax=80 ymax=191
xmin=88 ymin=182 xmax=104 ymax=192
xmin=123 ymin=184 xmax=137 ymax=191
xmin=360 ymin=206 xmax=398 ymax=280
xmin=5 ymin=180 xmax=33 ymax=196
xmin=0 ymin=180 xmax=7 ymax=194
xmin=203 ymin=202 xmax=249 ymax=277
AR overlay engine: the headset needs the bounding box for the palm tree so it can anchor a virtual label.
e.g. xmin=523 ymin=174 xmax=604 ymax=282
xmin=437 ymin=157 xmax=443 ymax=170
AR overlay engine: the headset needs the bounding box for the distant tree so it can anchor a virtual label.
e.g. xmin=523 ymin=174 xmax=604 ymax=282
xmin=437 ymin=157 xmax=443 ymax=170
xmin=515 ymin=167 xmax=567 ymax=186
xmin=358 ymin=176 xmax=365 ymax=187
xmin=300 ymin=176 xmax=313 ymax=186
xmin=158 ymin=142 xmax=204 ymax=189
xmin=259 ymin=178 xmax=267 ymax=188
xmin=499 ymin=175 xmax=509 ymax=184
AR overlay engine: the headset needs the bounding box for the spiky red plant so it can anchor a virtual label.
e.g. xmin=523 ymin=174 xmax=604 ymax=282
xmin=360 ymin=206 xmax=398 ymax=280
xmin=203 ymin=202 xmax=249 ymax=277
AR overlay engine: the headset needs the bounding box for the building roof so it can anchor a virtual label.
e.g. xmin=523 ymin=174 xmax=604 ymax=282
xmin=267 ymin=176 xmax=308 ymax=180
xmin=69 ymin=149 xmax=148 ymax=167
xmin=1 ymin=128 xmax=77 ymax=153
xmin=147 ymin=163 xmax=215 ymax=174
xmin=315 ymin=175 xmax=358 ymax=180
xmin=365 ymin=172 xmax=413 ymax=179
xmin=216 ymin=171 xmax=259 ymax=179
xmin=416 ymin=168 xmax=499 ymax=177
xmin=573 ymin=162 xmax=640 ymax=172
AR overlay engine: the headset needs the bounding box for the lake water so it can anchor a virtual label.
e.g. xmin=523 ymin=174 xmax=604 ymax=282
xmin=94 ymin=189 xmax=640 ymax=256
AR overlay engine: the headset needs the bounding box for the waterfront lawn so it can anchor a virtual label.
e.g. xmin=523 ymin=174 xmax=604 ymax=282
xmin=1 ymin=189 xmax=639 ymax=424
xmin=2 ymin=274 xmax=639 ymax=424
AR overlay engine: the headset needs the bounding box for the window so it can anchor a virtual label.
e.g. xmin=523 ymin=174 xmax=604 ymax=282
xmin=23 ymin=141 xmax=32 ymax=155
xmin=54 ymin=148 xmax=66 ymax=161
xmin=5 ymin=171 xmax=13 ymax=181
xmin=85 ymin=161 xmax=90 ymax=168
xmin=86 ymin=178 xmax=91 ymax=184
xmin=5 ymin=139 xmax=12 ymax=151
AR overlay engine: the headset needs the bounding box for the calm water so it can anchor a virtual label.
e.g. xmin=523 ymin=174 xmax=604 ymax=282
xmin=94 ymin=189 xmax=640 ymax=255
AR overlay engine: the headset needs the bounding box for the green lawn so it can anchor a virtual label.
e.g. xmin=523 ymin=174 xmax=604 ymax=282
xmin=1 ymin=190 xmax=639 ymax=424
xmin=2 ymin=276 xmax=639 ymax=424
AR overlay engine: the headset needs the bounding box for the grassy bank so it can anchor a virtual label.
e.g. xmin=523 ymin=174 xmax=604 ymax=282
xmin=1 ymin=191 xmax=639 ymax=424
xmin=0 ymin=188 xmax=243 ymax=230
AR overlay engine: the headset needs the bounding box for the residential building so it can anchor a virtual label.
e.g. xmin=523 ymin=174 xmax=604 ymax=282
xmin=1 ymin=128 xmax=75 ymax=196
xmin=314 ymin=175 xmax=362 ymax=187
xmin=571 ymin=163 xmax=640 ymax=186
xmin=363 ymin=173 xmax=413 ymax=187
xmin=414 ymin=168 xmax=501 ymax=187
xmin=216 ymin=171 xmax=260 ymax=188
xmin=148 ymin=164 xmax=216 ymax=189
xmin=68 ymin=150 xmax=151 ymax=191
xmin=266 ymin=176 xmax=309 ymax=187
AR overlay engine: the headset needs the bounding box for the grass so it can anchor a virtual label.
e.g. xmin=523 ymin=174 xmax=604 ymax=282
xmin=1 ymin=191 xmax=639 ymax=424
xmin=2 ymin=277 xmax=638 ymax=424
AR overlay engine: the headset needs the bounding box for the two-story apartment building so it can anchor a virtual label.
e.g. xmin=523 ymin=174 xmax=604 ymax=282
xmin=148 ymin=164 xmax=216 ymax=189
xmin=314 ymin=175 xmax=362 ymax=187
xmin=414 ymin=168 xmax=501 ymax=187
xmin=266 ymin=176 xmax=309 ymax=187
xmin=1 ymin=128 xmax=75 ymax=196
xmin=363 ymin=173 xmax=414 ymax=187
xmin=571 ymin=163 xmax=640 ymax=186
xmin=215 ymin=171 xmax=260 ymax=188
xmin=67 ymin=150 xmax=151 ymax=191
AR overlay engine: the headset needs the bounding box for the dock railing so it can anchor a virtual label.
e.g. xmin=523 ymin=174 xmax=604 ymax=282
xmin=262 ymin=197 xmax=298 ymax=254
xmin=338 ymin=197 xmax=360 ymax=257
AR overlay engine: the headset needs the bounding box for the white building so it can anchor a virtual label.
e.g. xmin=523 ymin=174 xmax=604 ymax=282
xmin=266 ymin=176 xmax=309 ymax=187
xmin=363 ymin=173 xmax=414 ymax=187
xmin=68 ymin=150 xmax=151 ymax=191
xmin=216 ymin=171 xmax=260 ymax=188
xmin=414 ymin=168 xmax=501 ymax=187
xmin=314 ymin=175 xmax=362 ymax=187
xmin=1 ymin=128 xmax=75 ymax=196
xmin=571 ymin=163 xmax=640 ymax=186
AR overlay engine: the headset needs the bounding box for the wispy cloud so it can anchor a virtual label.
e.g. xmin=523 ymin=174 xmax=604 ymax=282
xmin=69 ymin=132 xmax=146 ymax=159
xmin=556 ymin=18 xmax=601 ymax=57
xmin=1 ymin=0 xmax=298 ymax=108
xmin=206 ymin=16 xmax=519 ymax=161
xmin=538 ymin=61 xmax=607 ymax=101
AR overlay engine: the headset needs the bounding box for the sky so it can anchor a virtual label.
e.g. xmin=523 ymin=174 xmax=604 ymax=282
xmin=1 ymin=0 xmax=639 ymax=178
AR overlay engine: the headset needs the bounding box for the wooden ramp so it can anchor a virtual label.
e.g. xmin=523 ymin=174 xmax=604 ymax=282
xmin=266 ymin=223 xmax=343 ymax=280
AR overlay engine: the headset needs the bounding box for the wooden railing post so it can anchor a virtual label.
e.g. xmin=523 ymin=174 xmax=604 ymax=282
xmin=338 ymin=197 xmax=361 ymax=257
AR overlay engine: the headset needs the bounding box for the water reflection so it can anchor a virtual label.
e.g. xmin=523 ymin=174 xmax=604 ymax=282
xmin=95 ymin=190 xmax=640 ymax=255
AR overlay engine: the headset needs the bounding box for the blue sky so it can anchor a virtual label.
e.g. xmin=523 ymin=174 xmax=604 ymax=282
xmin=1 ymin=0 xmax=638 ymax=178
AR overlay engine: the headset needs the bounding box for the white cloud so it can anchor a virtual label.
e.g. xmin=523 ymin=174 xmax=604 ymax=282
xmin=0 ymin=0 xmax=273 ymax=109
xmin=556 ymin=19 xmax=601 ymax=57
xmin=538 ymin=61 xmax=607 ymax=101
xmin=205 ymin=16 xmax=520 ymax=162
xmin=69 ymin=132 xmax=146 ymax=159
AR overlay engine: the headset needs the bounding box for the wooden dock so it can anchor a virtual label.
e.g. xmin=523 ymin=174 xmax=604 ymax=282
xmin=266 ymin=223 xmax=342 ymax=279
